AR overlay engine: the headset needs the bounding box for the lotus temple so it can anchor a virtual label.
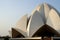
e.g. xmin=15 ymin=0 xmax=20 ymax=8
xmin=9 ymin=3 xmax=60 ymax=40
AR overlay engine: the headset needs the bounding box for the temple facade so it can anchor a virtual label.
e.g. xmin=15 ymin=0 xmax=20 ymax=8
xmin=10 ymin=3 xmax=60 ymax=40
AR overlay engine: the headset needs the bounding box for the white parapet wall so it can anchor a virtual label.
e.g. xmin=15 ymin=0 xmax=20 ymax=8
xmin=9 ymin=37 xmax=41 ymax=40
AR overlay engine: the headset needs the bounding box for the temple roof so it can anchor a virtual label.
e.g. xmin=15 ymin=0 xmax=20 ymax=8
xmin=10 ymin=3 xmax=60 ymax=37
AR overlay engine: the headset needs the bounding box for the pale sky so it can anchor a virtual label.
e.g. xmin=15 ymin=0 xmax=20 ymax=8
xmin=0 ymin=0 xmax=60 ymax=36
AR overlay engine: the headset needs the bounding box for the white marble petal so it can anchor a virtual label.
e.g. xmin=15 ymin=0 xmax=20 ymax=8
xmin=15 ymin=14 xmax=28 ymax=36
xmin=27 ymin=10 xmax=44 ymax=37
xmin=46 ymin=9 xmax=60 ymax=33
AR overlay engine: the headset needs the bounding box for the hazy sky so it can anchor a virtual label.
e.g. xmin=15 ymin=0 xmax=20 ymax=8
xmin=0 ymin=0 xmax=60 ymax=36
